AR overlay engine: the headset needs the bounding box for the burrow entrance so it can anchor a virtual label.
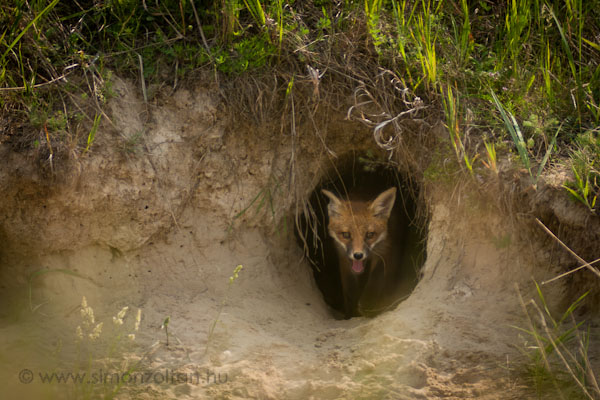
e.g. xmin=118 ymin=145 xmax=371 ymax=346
xmin=296 ymin=153 xmax=427 ymax=319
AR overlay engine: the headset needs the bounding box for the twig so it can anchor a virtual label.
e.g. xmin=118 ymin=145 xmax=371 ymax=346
xmin=542 ymin=258 xmax=600 ymax=285
xmin=43 ymin=122 xmax=54 ymax=175
xmin=189 ymin=0 xmax=212 ymax=62
xmin=137 ymin=53 xmax=147 ymax=104
xmin=535 ymin=218 xmax=600 ymax=279
xmin=0 ymin=70 xmax=74 ymax=92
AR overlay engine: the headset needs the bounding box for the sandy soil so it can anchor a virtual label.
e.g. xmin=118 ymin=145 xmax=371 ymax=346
xmin=1 ymin=79 xmax=597 ymax=399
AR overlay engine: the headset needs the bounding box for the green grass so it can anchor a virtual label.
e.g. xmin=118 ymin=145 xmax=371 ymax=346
xmin=482 ymin=140 xmax=498 ymax=174
xmin=442 ymin=84 xmax=476 ymax=174
xmin=515 ymin=283 xmax=599 ymax=399
xmin=491 ymin=88 xmax=532 ymax=177
xmin=2 ymin=1 xmax=598 ymax=158
xmin=563 ymin=131 xmax=600 ymax=212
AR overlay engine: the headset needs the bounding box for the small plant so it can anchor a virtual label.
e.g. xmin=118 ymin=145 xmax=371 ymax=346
xmin=72 ymin=296 xmax=142 ymax=400
xmin=410 ymin=0 xmax=440 ymax=90
xmin=220 ymin=0 xmax=241 ymax=42
xmin=563 ymin=162 xmax=598 ymax=213
xmin=515 ymin=283 xmax=599 ymax=399
xmin=548 ymin=5 xmax=582 ymax=124
xmin=482 ymin=140 xmax=498 ymax=174
xmin=442 ymin=85 xmax=476 ymax=174
xmin=365 ymin=0 xmax=385 ymax=53
xmin=563 ymin=132 xmax=600 ymax=213
xmin=492 ymin=90 xmax=562 ymax=187
xmin=450 ymin=0 xmax=473 ymax=67
xmin=161 ymin=316 xmax=171 ymax=346
xmin=274 ymin=0 xmax=284 ymax=54
xmin=205 ymin=264 xmax=244 ymax=355
xmin=119 ymin=131 xmax=144 ymax=155
xmin=534 ymin=124 xmax=560 ymax=185
xmin=391 ymin=0 xmax=410 ymax=72
xmin=499 ymin=0 xmax=532 ymax=75
xmin=0 ymin=0 xmax=59 ymax=79
xmin=540 ymin=39 xmax=554 ymax=98
xmin=490 ymin=89 xmax=531 ymax=176
xmin=242 ymin=0 xmax=266 ymax=27
xmin=83 ymin=114 xmax=101 ymax=155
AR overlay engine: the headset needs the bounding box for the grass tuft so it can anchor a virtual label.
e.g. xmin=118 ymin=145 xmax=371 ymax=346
xmin=515 ymin=283 xmax=599 ymax=400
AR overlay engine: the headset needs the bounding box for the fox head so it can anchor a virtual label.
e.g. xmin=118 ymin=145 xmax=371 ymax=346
xmin=322 ymin=187 xmax=397 ymax=275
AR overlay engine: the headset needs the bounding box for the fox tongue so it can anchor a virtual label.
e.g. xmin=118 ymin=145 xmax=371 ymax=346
xmin=352 ymin=259 xmax=364 ymax=273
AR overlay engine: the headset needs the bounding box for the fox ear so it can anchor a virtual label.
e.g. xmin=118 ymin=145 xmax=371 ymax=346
xmin=321 ymin=189 xmax=343 ymax=217
xmin=369 ymin=187 xmax=397 ymax=218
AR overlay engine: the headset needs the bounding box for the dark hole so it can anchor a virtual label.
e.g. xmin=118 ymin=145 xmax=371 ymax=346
xmin=296 ymin=154 xmax=427 ymax=319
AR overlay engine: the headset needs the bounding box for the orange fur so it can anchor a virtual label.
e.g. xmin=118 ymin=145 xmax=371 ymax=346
xmin=322 ymin=187 xmax=396 ymax=317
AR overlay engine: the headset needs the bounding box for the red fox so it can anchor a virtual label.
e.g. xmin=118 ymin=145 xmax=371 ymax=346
xmin=321 ymin=187 xmax=397 ymax=317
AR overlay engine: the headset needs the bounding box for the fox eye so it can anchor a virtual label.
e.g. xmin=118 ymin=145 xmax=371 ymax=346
xmin=365 ymin=231 xmax=375 ymax=239
xmin=341 ymin=232 xmax=351 ymax=239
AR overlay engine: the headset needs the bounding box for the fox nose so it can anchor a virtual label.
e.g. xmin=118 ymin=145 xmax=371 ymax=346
xmin=353 ymin=252 xmax=364 ymax=260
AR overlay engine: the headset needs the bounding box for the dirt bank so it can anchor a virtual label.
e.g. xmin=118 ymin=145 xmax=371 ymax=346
xmin=1 ymin=78 xmax=598 ymax=399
